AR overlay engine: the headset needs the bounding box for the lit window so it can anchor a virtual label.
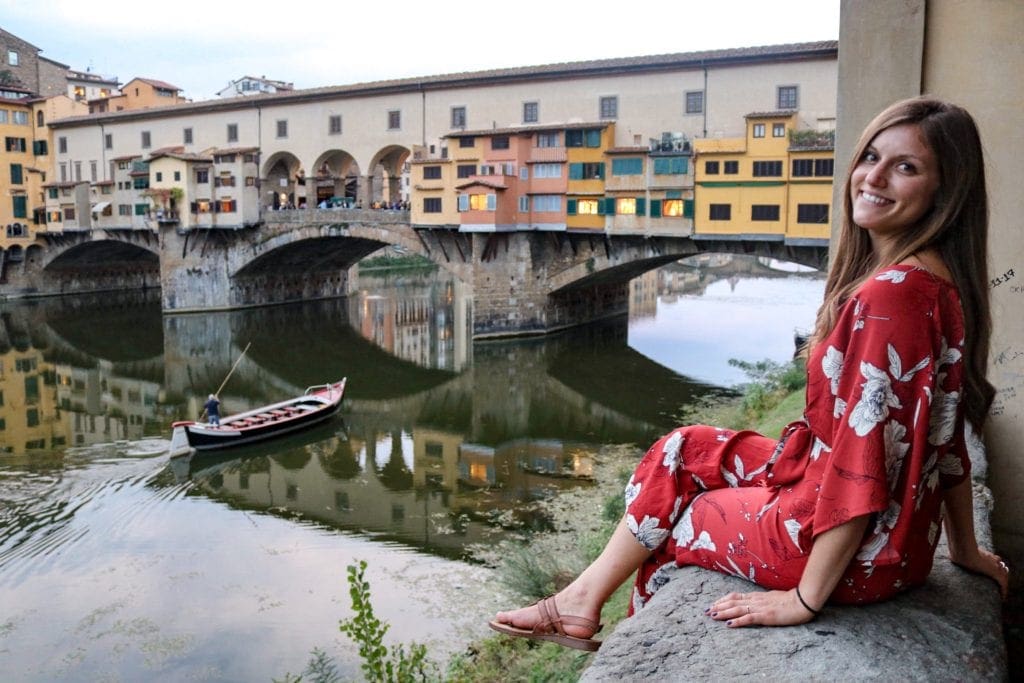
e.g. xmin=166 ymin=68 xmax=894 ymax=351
xmin=577 ymin=199 xmax=599 ymax=215
xmin=616 ymin=197 xmax=636 ymax=215
xmin=663 ymin=199 xmax=684 ymax=216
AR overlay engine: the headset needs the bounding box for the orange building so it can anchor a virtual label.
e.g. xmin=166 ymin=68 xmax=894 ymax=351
xmin=89 ymin=77 xmax=186 ymax=113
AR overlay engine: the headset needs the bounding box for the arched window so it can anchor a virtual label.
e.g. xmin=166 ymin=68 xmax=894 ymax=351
xmin=36 ymin=110 xmax=44 ymax=127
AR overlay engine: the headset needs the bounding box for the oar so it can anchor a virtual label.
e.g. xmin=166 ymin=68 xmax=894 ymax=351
xmin=199 ymin=342 xmax=252 ymax=421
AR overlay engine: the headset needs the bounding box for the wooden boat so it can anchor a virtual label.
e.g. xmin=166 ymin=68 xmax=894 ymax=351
xmin=169 ymin=379 xmax=346 ymax=457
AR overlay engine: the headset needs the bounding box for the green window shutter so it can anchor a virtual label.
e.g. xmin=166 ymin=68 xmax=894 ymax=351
xmin=653 ymin=158 xmax=669 ymax=175
xmin=605 ymin=197 xmax=616 ymax=215
xmin=135 ymin=204 xmax=147 ymax=216
xmin=586 ymin=129 xmax=601 ymax=147
xmin=12 ymin=195 xmax=27 ymax=218
xmin=671 ymin=157 xmax=688 ymax=174
xmin=569 ymin=163 xmax=583 ymax=180
xmin=567 ymin=199 xmax=577 ymax=216
xmin=684 ymin=199 xmax=694 ymax=218
xmin=597 ymin=198 xmax=606 ymax=215
xmin=650 ymin=199 xmax=662 ymax=218
xmin=10 ymin=164 xmax=23 ymax=184
xmin=636 ymin=197 xmax=646 ymax=216
xmin=597 ymin=163 xmax=605 ymax=179
xmin=48 ymin=188 xmax=58 ymax=199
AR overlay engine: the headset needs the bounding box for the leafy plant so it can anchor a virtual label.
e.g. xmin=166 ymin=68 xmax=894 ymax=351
xmin=338 ymin=560 xmax=436 ymax=682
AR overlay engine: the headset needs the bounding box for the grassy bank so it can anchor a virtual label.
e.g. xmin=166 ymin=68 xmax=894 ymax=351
xmin=358 ymin=254 xmax=438 ymax=272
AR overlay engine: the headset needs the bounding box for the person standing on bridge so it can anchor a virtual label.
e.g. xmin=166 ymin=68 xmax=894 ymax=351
xmin=489 ymin=97 xmax=1009 ymax=651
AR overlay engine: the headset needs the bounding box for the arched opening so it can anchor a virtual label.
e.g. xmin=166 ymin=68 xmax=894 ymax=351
xmin=261 ymin=152 xmax=306 ymax=210
xmin=366 ymin=145 xmax=411 ymax=208
xmin=311 ymin=150 xmax=359 ymax=207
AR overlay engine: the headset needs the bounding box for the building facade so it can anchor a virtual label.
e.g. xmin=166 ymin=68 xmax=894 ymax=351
xmin=216 ymin=76 xmax=294 ymax=98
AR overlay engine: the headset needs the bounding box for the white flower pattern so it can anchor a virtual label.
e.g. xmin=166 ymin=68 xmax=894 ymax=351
xmin=848 ymin=361 xmax=901 ymax=436
xmin=628 ymin=513 xmax=670 ymax=550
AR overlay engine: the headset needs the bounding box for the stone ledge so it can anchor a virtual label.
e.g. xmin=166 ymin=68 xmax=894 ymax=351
xmin=582 ymin=483 xmax=1006 ymax=682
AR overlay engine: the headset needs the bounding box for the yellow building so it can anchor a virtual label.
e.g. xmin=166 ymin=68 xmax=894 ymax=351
xmin=566 ymin=124 xmax=613 ymax=231
xmin=2 ymin=98 xmax=34 ymax=258
xmin=693 ymin=111 xmax=833 ymax=245
xmin=0 ymin=348 xmax=63 ymax=455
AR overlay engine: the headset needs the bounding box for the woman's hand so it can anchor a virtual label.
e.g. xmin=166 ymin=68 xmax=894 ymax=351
xmin=950 ymin=546 xmax=1010 ymax=599
xmin=705 ymin=589 xmax=817 ymax=628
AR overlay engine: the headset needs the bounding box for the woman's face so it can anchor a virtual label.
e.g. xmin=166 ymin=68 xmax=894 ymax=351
xmin=850 ymin=123 xmax=940 ymax=245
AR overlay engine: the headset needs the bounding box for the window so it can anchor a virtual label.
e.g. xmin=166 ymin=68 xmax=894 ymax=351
xmin=328 ymin=114 xmax=342 ymax=134
xmin=536 ymin=131 xmax=559 ymax=148
xmin=456 ymin=164 xmax=475 ymax=178
xmin=457 ymin=194 xmax=496 ymax=211
xmin=10 ymin=163 xmax=23 ymax=184
xmin=104 ymin=133 xmax=112 ymax=149
xmin=709 ymin=203 xmax=731 ymax=220
xmin=532 ymin=195 xmax=560 ymax=212
xmin=458 ymin=136 xmax=474 ymax=148
xmin=183 ymin=127 xmax=193 ymax=144
xmin=599 ymin=95 xmax=618 ymax=119
xmin=616 ymin=197 xmax=637 ymax=215
xmin=450 ymin=106 xmax=466 ymax=128
xmin=387 ymin=110 xmax=401 ymax=130
xmin=611 ymin=158 xmax=643 ymax=175
xmin=58 ymin=136 xmax=67 ymax=153
xmin=523 ymin=101 xmax=538 ymax=123
xmin=7 ymin=50 xmax=18 ymax=66
xmin=653 ymin=157 xmax=687 ymax=175
xmin=11 ymin=111 xmax=27 ymax=125
xmin=227 ymin=123 xmax=238 ymax=142
xmin=155 ymin=172 xmax=163 ymax=182
xmin=423 ymin=197 xmax=442 ymax=213
xmin=662 ymin=199 xmax=687 ymax=217
xmin=118 ymin=204 xmax=131 ymax=216
xmin=90 ymin=161 xmax=97 ymax=182
xmin=64 ymin=206 xmax=76 ymax=220
xmin=705 ymin=161 xmax=720 ymax=175
xmin=685 ymin=91 xmax=704 ymax=114
xmin=141 ymin=131 xmax=151 ymax=148
xmin=752 ymin=160 xmax=783 ymax=177
xmin=814 ymin=159 xmax=834 ymax=177
xmin=576 ymin=199 xmax=600 ymax=215
xmin=196 ymin=169 xmax=209 ymax=183
xmin=422 ymin=165 xmax=442 ymax=180
xmin=12 ymin=195 xmax=26 ymax=218
xmin=74 ymin=161 xmax=81 ymax=181
xmin=59 ymin=162 xmax=67 ymax=181
xmin=0 ymin=110 xmax=5 ymax=124
xmin=174 ymin=170 xmax=180 ymax=181
xmin=491 ymin=136 xmax=509 ymax=150
xmin=777 ymin=85 xmax=798 ymax=110
xmin=36 ymin=110 xmax=43 ymax=126
xmin=797 ymin=204 xmax=829 ymax=223
xmin=568 ymin=162 xmax=604 ymax=180
xmin=276 ymin=119 xmax=288 ymax=138
xmin=532 ymin=163 xmax=561 ymax=178
xmin=773 ymin=123 xmax=786 ymax=137
xmin=751 ymin=204 xmax=780 ymax=221
xmin=724 ymin=160 xmax=739 ymax=174
xmin=565 ymin=129 xmax=601 ymax=148
xmin=753 ymin=123 xmax=765 ymax=138
xmin=792 ymin=159 xmax=814 ymax=177
xmin=218 ymin=199 xmax=237 ymax=213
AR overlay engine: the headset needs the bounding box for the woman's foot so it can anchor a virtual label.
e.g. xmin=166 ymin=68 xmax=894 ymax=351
xmin=490 ymin=591 xmax=603 ymax=650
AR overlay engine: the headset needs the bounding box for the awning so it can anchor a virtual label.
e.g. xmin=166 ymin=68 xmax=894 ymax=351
xmin=91 ymin=202 xmax=111 ymax=213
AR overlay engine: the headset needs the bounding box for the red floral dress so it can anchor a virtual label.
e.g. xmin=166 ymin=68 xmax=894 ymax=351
xmin=625 ymin=266 xmax=972 ymax=613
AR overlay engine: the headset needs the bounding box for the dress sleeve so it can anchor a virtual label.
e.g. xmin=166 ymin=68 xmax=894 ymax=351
xmin=811 ymin=270 xmax=967 ymax=538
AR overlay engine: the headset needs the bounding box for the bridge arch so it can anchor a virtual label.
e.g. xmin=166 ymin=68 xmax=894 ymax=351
xmin=366 ymin=145 xmax=411 ymax=206
xmin=262 ymin=151 xmax=305 ymax=209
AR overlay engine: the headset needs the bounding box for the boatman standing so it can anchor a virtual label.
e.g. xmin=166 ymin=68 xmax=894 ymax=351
xmin=204 ymin=394 xmax=221 ymax=426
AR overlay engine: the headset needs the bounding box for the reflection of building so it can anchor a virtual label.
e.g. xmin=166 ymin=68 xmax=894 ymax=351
xmin=0 ymin=348 xmax=62 ymax=454
xmin=54 ymin=361 xmax=164 ymax=446
xmin=352 ymin=275 xmax=471 ymax=371
xmin=629 ymin=270 xmax=660 ymax=320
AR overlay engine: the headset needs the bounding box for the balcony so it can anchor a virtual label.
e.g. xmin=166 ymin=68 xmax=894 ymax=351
xmin=789 ymin=129 xmax=835 ymax=151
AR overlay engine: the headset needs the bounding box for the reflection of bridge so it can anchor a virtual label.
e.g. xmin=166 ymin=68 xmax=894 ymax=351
xmin=7 ymin=211 xmax=826 ymax=338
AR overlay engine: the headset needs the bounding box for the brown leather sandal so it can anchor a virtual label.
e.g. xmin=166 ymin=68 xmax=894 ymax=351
xmin=488 ymin=596 xmax=602 ymax=651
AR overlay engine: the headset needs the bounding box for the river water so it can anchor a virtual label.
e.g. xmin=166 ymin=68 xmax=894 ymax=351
xmin=0 ymin=256 xmax=823 ymax=681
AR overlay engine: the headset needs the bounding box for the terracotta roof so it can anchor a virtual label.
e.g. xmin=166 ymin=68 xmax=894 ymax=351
xmin=49 ymin=40 xmax=837 ymax=128
xmin=446 ymin=121 xmax=607 ymax=139
xmin=149 ymin=151 xmax=213 ymax=162
xmin=744 ymin=110 xmax=797 ymax=118
xmin=456 ymin=179 xmax=508 ymax=190
xmin=410 ymin=157 xmax=452 ymax=165
xmin=211 ymin=146 xmax=259 ymax=155
xmin=42 ymin=181 xmax=87 ymax=188
xmin=92 ymin=179 xmax=115 ymax=185
xmin=112 ymin=154 xmax=142 ymax=161
xmin=132 ymin=77 xmax=182 ymax=91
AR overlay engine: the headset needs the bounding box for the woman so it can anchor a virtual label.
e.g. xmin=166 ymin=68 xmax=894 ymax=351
xmin=489 ymin=97 xmax=1009 ymax=652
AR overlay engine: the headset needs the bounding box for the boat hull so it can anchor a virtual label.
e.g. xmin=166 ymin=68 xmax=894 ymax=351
xmin=170 ymin=379 xmax=346 ymax=455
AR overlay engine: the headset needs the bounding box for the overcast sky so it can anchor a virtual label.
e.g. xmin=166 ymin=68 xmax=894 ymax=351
xmin=3 ymin=0 xmax=840 ymax=101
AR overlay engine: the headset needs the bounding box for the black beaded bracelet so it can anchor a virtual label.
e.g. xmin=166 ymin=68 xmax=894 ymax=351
xmin=795 ymin=586 xmax=821 ymax=617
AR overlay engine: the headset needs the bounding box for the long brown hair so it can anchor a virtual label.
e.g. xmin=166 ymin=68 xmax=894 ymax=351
xmin=811 ymin=96 xmax=995 ymax=429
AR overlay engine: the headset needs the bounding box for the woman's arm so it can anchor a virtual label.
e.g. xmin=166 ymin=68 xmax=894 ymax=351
xmin=943 ymin=478 xmax=1009 ymax=598
xmin=709 ymin=514 xmax=870 ymax=627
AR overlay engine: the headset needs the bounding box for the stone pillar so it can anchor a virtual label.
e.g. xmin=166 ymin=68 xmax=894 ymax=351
xmin=358 ymin=175 xmax=373 ymax=208
xmin=158 ymin=223 xmax=233 ymax=312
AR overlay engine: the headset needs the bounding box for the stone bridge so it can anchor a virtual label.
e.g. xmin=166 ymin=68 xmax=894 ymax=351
xmin=5 ymin=209 xmax=827 ymax=338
